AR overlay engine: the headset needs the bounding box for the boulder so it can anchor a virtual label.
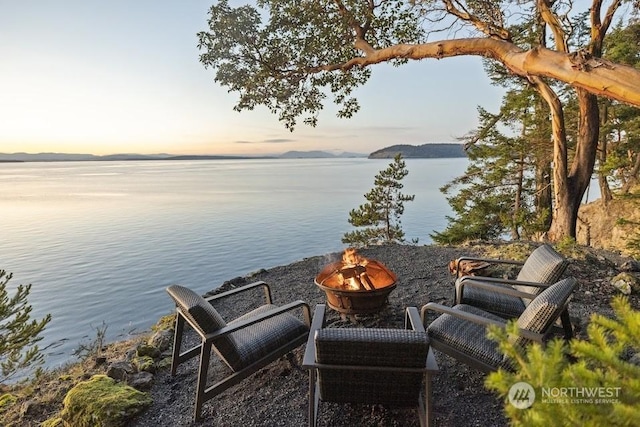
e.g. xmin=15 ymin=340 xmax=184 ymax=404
xmin=127 ymin=372 xmax=154 ymax=390
xmin=610 ymin=273 xmax=640 ymax=295
xmin=136 ymin=344 xmax=161 ymax=359
xmin=59 ymin=375 xmax=151 ymax=427
xmin=147 ymin=330 xmax=173 ymax=353
xmin=106 ymin=361 xmax=135 ymax=381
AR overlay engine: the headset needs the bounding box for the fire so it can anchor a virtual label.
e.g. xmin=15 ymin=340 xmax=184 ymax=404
xmin=338 ymin=248 xmax=373 ymax=291
xmin=314 ymin=248 xmax=398 ymax=315
xmin=342 ymin=247 xmax=369 ymax=267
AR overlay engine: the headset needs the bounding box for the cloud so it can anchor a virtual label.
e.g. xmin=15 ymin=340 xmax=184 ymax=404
xmin=233 ymin=138 xmax=295 ymax=144
xmin=262 ymin=138 xmax=294 ymax=143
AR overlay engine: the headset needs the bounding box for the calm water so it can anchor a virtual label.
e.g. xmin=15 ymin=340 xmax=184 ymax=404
xmin=0 ymin=158 xmax=467 ymax=371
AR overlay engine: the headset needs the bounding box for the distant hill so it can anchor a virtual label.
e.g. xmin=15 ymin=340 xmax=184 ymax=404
xmin=0 ymin=153 xmax=268 ymax=162
xmin=368 ymin=143 xmax=466 ymax=159
xmin=278 ymin=150 xmax=366 ymax=158
xmin=0 ymin=151 xmax=363 ymax=162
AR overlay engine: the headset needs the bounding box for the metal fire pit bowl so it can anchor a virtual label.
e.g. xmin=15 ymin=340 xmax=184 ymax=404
xmin=314 ymin=259 xmax=397 ymax=315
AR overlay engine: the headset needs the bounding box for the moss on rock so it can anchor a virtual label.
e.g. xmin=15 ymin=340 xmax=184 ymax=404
xmin=133 ymin=355 xmax=156 ymax=373
xmin=0 ymin=393 xmax=17 ymax=413
xmin=59 ymin=374 xmax=151 ymax=427
xmin=41 ymin=417 xmax=63 ymax=427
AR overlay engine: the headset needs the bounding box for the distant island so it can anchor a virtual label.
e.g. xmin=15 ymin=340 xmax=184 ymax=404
xmin=0 ymin=145 xmax=466 ymax=163
xmin=368 ymin=143 xmax=466 ymax=159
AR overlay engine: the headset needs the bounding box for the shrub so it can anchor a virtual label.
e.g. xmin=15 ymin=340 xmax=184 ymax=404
xmin=485 ymin=296 xmax=640 ymax=426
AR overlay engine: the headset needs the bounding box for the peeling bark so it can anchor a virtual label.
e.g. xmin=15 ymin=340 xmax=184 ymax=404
xmin=311 ymin=39 xmax=640 ymax=108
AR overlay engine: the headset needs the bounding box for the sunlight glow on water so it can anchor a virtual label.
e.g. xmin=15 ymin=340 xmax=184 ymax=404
xmin=0 ymin=158 xmax=466 ymax=370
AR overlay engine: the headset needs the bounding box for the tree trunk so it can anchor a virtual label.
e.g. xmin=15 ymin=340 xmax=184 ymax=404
xmin=548 ymin=90 xmax=600 ymax=240
xmin=621 ymin=153 xmax=640 ymax=193
xmin=512 ymin=153 xmax=524 ymax=240
xmin=597 ymin=103 xmax=613 ymax=204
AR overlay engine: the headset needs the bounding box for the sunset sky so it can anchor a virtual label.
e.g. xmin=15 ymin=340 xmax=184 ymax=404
xmin=0 ymin=1 xmax=504 ymax=156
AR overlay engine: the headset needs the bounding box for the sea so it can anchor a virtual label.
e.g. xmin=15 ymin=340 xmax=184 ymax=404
xmin=0 ymin=157 xmax=468 ymax=372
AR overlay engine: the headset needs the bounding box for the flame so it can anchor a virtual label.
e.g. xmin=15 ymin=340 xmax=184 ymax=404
xmin=342 ymin=248 xmax=368 ymax=267
xmin=337 ymin=248 xmax=373 ymax=290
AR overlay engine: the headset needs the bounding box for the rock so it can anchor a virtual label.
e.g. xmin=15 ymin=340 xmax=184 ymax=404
xmin=127 ymin=372 xmax=154 ymax=390
xmin=610 ymin=273 xmax=640 ymax=295
xmin=630 ymin=352 xmax=640 ymax=367
xmin=106 ymin=361 xmax=136 ymax=381
xmin=621 ymin=260 xmax=640 ymax=272
xmin=133 ymin=356 xmax=157 ymax=373
xmin=148 ymin=330 xmax=173 ymax=353
xmin=59 ymin=375 xmax=151 ymax=427
xmin=137 ymin=344 xmax=161 ymax=359
xmin=93 ymin=356 xmax=107 ymax=367
xmin=20 ymin=400 xmax=41 ymax=416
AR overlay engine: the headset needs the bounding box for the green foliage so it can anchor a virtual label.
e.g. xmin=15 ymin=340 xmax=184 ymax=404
xmin=342 ymin=154 xmax=415 ymax=247
xmin=597 ymin=22 xmax=640 ymax=194
xmin=198 ymin=0 xmax=423 ymax=130
xmin=0 ymin=270 xmax=51 ymax=384
xmin=431 ymin=89 xmax=553 ymax=244
xmin=625 ymin=230 xmax=640 ymax=259
xmin=485 ymin=297 xmax=640 ymax=426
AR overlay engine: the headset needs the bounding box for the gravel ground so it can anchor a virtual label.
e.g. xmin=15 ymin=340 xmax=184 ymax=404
xmin=129 ymin=243 xmax=638 ymax=427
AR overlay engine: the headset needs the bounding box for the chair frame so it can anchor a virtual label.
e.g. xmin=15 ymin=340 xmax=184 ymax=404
xmin=169 ymin=281 xmax=311 ymax=420
xmin=302 ymin=304 xmax=439 ymax=427
xmin=421 ymin=278 xmax=575 ymax=373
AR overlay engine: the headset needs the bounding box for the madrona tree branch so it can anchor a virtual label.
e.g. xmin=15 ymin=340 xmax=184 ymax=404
xmin=304 ymin=38 xmax=640 ymax=108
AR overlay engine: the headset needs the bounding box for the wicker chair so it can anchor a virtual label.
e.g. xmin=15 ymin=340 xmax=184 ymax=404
xmin=453 ymin=244 xmax=572 ymax=338
xmin=302 ymin=304 xmax=439 ymax=427
xmin=166 ymin=282 xmax=311 ymax=420
xmin=422 ymin=277 xmax=577 ymax=373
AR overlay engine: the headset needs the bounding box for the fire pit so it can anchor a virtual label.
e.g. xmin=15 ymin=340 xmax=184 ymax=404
xmin=315 ymin=248 xmax=397 ymax=315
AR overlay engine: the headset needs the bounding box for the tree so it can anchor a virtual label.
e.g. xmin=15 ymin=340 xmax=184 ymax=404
xmin=0 ymin=270 xmax=51 ymax=383
xmin=485 ymin=296 xmax=640 ymax=425
xmin=198 ymin=1 xmax=640 ymax=242
xmin=342 ymin=154 xmax=415 ymax=247
xmin=598 ymin=21 xmax=640 ymax=198
xmin=432 ymin=74 xmax=558 ymax=244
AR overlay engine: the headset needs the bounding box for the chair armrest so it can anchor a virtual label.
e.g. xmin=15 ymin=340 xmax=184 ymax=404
xmin=456 ymin=256 xmax=525 ymax=266
xmin=421 ymin=302 xmax=505 ymax=328
xmin=205 ymin=299 xmax=310 ymax=340
xmin=205 ymin=280 xmax=273 ymax=305
xmin=456 ymin=278 xmax=543 ymax=304
xmin=404 ymin=307 xmax=425 ymax=332
xmin=302 ymin=304 xmax=327 ymax=369
xmin=420 ymin=303 xmax=544 ymax=342
xmin=458 ymin=275 xmax=552 ymax=289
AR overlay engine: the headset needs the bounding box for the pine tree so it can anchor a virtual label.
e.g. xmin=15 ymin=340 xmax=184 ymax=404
xmin=485 ymin=296 xmax=640 ymax=425
xmin=0 ymin=270 xmax=51 ymax=383
xmin=342 ymin=154 xmax=415 ymax=247
xmin=431 ymin=86 xmax=553 ymax=245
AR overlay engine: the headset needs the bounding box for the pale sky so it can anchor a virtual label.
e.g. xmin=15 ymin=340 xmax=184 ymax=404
xmin=0 ymin=1 xmax=504 ymax=156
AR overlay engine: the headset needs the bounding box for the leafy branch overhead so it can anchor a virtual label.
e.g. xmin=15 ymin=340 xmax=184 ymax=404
xmin=198 ymin=0 xmax=640 ymax=132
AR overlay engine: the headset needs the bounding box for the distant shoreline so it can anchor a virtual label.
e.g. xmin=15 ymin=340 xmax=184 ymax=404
xmin=0 ymin=144 xmax=467 ymax=163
